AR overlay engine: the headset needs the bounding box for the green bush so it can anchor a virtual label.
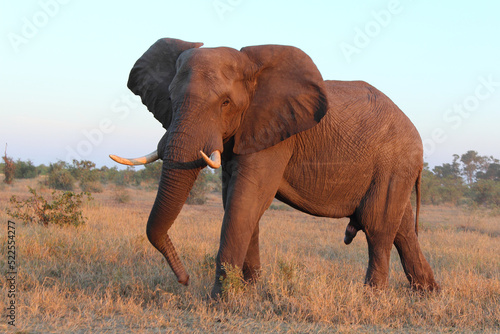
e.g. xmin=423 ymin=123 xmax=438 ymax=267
xmin=467 ymin=179 xmax=500 ymax=207
xmin=99 ymin=166 xmax=118 ymax=185
xmin=113 ymin=167 xmax=140 ymax=187
xmin=7 ymin=187 xmax=93 ymax=227
xmin=220 ymin=263 xmax=245 ymax=298
xmin=14 ymin=159 xmax=37 ymax=179
xmin=69 ymin=160 xmax=104 ymax=192
xmin=80 ymin=181 xmax=103 ymax=193
xmin=37 ymin=164 xmax=49 ymax=175
xmin=48 ymin=162 xmax=75 ymax=191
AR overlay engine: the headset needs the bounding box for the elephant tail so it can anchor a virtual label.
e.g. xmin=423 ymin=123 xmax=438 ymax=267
xmin=415 ymin=169 xmax=422 ymax=236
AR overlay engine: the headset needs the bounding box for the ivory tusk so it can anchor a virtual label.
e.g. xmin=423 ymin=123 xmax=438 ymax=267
xmin=200 ymin=150 xmax=221 ymax=169
xmin=109 ymin=150 xmax=159 ymax=166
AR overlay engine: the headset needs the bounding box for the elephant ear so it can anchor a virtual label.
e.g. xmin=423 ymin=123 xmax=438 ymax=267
xmin=234 ymin=45 xmax=328 ymax=154
xmin=127 ymin=38 xmax=203 ymax=129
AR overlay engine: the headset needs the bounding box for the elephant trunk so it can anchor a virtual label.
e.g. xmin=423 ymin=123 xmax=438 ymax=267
xmin=146 ymin=164 xmax=202 ymax=285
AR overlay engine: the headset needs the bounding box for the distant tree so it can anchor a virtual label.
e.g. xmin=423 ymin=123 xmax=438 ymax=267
xmin=47 ymin=161 xmax=75 ymax=190
xmin=140 ymin=161 xmax=162 ymax=182
xmin=436 ymin=176 xmax=466 ymax=205
xmin=14 ymin=159 xmax=37 ymax=179
xmin=421 ymin=163 xmax=443 ymax=205
xmin=3 ymin=146 xmax=15 ymax=184
xmin=204 ymin=168 xmax=222 ymax=192
xmin=186 ymin=169 xmax=210 ymax=204
xmin=113 ymin=166 xmax=139 ymax=187
xmin=99 ymin=166 xmax=118 ymax=184
xmin=433 ymin=154 xmax=461 ymax=179
xmin=476 ymin=163 xmax=500 ymax=182
xmin=459 ymin=150 xmax=497 ymax=184
xmin=70 ymin=160 xmax=103 ymax=192
xmin=70 ymin=160 xmax=97 ymax=179
xmin=467 ymin=179 xmax=500 ymax=207
xmin=37 ymin=164 xmax=49 ymax=175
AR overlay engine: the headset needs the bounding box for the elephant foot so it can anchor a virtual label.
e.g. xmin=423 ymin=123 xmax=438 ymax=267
xmin=410 ymin=279 xmax=440 ymax=292
xmin=210 ymin=281 xmax=223 ymax=300
xmin=242 ymin=263 xmax=261 ymax=283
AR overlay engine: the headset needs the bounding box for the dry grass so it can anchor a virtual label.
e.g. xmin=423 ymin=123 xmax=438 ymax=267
xmin=1 ymin=177 xmax=499 ymax=333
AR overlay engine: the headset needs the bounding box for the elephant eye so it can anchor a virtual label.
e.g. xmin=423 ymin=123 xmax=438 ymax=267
xmin=221 ymin=99 xmax=230 ymax=107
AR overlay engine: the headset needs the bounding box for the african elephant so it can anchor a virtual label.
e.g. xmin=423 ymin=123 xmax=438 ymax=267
xmin=110 ymin=38 xmax=439 ymax=298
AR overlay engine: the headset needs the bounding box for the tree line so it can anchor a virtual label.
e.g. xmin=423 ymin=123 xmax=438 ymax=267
xmin=3 ymin=150 xmax=499 ymax=208
xmin=421 ymin=150 xmax=499 ymax=207
xmin=1 ymin=154 xmax=221 ymax=205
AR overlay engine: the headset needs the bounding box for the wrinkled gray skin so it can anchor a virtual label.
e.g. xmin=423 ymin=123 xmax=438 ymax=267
xmin=121 ymin=38 xmax=439 ymax=298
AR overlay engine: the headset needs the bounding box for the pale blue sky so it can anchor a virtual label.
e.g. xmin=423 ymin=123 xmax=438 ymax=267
xmin=1 ymin=0 xmax=499 ymax=168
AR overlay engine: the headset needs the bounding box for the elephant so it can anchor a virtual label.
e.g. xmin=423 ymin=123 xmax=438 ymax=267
xmin=110 ymin=38 xmax=439 ymax=298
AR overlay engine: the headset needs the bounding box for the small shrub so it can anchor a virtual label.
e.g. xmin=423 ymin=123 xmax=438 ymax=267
xmin=113 ymin=187 xmax=131 ymax=204
xmin=47 ymin=161 xmax=75 ymax=190
xmin=80 ymin=180 xmax=103 ymax=193
xmin=70 ymin=160 xmax=103 ymax=192
xmin=7 ymin=187 xmax=92 ymax=227
xmin=278 ymin=259 xmax=296 ymax=282
xmin=220 ymin=263 xmax=245 ymax=298
xmin=48 ymin=169 xmax=75 ymax=190
xmin=277 ymin=259 xmax=299 ymax=295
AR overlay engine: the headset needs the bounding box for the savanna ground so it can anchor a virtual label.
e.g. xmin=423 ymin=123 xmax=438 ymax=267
xmin=1 ymin=177 xmax=499 ymax=333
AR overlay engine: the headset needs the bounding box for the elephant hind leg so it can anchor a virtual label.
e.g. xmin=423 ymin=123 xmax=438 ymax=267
xmin=394 ymin=202 xmax=439 ymax=291
xmin=359 ymin=176 xmax=412 ymax=289
xmin=344 ymin=216 xmax=362 ymax=245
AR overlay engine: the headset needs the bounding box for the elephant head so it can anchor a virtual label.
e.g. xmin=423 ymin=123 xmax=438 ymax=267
xmin=110 ymin=38 xmax=327 ymax=285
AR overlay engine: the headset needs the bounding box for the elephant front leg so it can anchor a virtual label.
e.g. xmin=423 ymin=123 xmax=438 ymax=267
xmin=242 ymin=223 xmax=261 ymax=282
xmin=211 ymin=196 xmax=270 ymax=298
xmin=211 ymin=153 xmax=290 ymax=299
xmin=211 ymin=182 xmax=277 ymax=299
